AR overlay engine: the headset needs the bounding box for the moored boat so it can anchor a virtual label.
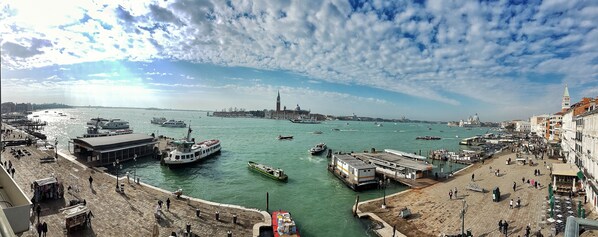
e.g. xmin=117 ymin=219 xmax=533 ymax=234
xmin=163 ymin=126 xmax=221 ymax=167
xmin=248 ymin=161 xmax=288 ymax=182
xmin=272 ymin=210 xmax=300 ymax=237
xmin=151 ymin=117 xmax=167 ymax=124
xmin=86 ymin=117 xmax=109 ymax=126
xmin=100 ymin=119 xmax=129 ymax=129
xmin=289 ymin=118 xmax=320 ymax=124
xmin=308 ymin=143 xmax=327 ymax=155
xmin=416 ymin=136 xmax=441 ymax=140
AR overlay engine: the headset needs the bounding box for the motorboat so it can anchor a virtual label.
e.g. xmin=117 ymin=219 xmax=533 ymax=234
xmin=151 ymin=117 xmax=167 ymax=124
xmin=278 ymin=135 xmax=293 ymax=140
xmin=161 ymin=120 xmax=187 ymax=128
xmin=100 ymin=119 xmax=130 ymax=129
xmin=416 ymin=136 xmax=441 ymax=140
xmin=86 ymin=117 xmax=109 ymax=126
xmin=289 ymin=118 xmax=320 ymax=124
xmin=248 ymin=161 xmax=288 ymax=182
xmin=309 ymin=143 xmax=327 ymax=155
xmin=163 ymin=126 xmax=221 ymax=167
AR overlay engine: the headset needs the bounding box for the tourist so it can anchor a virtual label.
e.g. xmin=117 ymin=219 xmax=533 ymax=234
xmin=509 ymin=199 xmax=513 ymax=209
xmin=158 ymin=200 xmax=163 ymax=208
xmin=449 ymin=190 xmax=453 ymax=200
xmin=503 ymin=221 xmax=509 ymax=235
xmin=454 ymin=187 xmax=458 ymax=199
xmin=517 ymin=197 xmax=521 ymax=208
xmin=525 ymin=224 xmax=531 ymax=236
xmin=522 ymin=177 xmax=525 ymax=184
xmin=36 ymin=222 xmax=43 ymax=237
xmin=513 ymin=182 xmax=516 ymax=192
xmin=534 ymin=181 xmax=538 ymax=189
xmin=166 ymin=198 xmax=171 ymax=210
xmin=42 ymin=222 xmax=48 ymax=237
xmin=10 ymin=167 xmax=15 ymax=178
xmin=87 ymin=210 xmax=95 ymax=226
xmin=471 ymin=173 xmax=475 ymax=182
xmin=89 ymin=176 xmax=93 ymax=189
xmin=36 ymin=204 xmax=41 ymax=223
xmin=498 ymin=220 xmax=503 ymax=233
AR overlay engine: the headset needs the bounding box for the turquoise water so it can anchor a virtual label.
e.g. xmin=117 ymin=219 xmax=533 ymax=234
xmin=32 ymin=108 xmax=487 ymax=237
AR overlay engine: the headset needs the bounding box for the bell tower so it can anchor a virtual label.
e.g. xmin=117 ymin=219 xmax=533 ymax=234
xmin=276 ymin=90 xmax=281 ymax=112
xmin=562 ymin=84 xmax=570 ymax=110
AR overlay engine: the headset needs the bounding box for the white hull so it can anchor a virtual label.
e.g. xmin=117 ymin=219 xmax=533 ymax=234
xmin=164 ymin=140 xmax=221 ymax=166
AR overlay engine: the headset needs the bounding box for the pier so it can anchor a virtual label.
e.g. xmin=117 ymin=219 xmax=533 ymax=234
xmin=351 ymin=150 xmax=436 ymax=188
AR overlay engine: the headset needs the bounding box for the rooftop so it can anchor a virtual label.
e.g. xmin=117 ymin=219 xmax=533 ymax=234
xmin=72 ymin=133 xmax=155 ymax=148
xmin=333 ymin=154 xmax=376 ymax=169
xmin=354 ymin=151 xmax=434 ymax=171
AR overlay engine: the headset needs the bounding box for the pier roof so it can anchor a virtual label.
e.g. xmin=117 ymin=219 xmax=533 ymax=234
xmin=334 ymin=154 xmax=376 ymax=169
xmin=354 ymin=152 xmax=433 ymax=171
xmin=72 ymin=133 xmax=156 ymax=150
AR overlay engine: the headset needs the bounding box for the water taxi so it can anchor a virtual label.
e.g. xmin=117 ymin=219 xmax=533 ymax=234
xmin=308 ymin=143 xmax=327 ymax=155
xmin=289 ymin=118 xmax=320 ymax=124
xmin=416 ymin=136 xmax=441 ymax=140
xmin=278 ymin=135 xmax=293 ymax=140
xmin=272 ymin=210 xmax=300 ymax=237
xmin=163 ymin=127 xmax=221 ymax=167
xmin=248 ymin=161 xmax=288 ymax=182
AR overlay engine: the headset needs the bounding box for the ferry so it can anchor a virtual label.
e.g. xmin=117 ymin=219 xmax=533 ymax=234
xmin=151 ymin=117 xmax=167 ymax=124
xmin=308 ymin=143 xmax=327 ymax=155
xmin=78 ymin=125 xmax=133 ymax=138
xmin=86 ymin=117 xmax=109 ymax=126
xmin=161 ymin=120 xmax=187 ymax=128
xmin=247 ymin=161 xmax=288 ymax=182
xmin=100 ymin=119 xmax=130 ymax=129
xmin=289 ymin=118 xmax=320 ymax=124
xmin=272 ymin=210 xmax=300 ymax=237
xmin=163 ymin=127 xmax=221 ymax=167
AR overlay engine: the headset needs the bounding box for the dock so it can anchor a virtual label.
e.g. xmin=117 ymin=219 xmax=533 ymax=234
xmin=351 ymin=150 xmax=436 ymax=188
xmin=1 ymin=124 xmax=269 ymax=236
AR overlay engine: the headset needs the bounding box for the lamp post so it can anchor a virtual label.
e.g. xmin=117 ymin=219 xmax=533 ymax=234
xmin=381 ymin=176 xmax=387 ymax=209
xmin=113 ymin=159 xmax=121 ymax=190
xmin=461 ymin=199 xmax=467 ymax=236
xmin=133 ymin=154 xmax=137 ymax=183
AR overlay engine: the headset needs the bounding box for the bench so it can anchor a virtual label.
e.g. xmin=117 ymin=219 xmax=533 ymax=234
xmin=466 ymin=182 xmax=486 ymax=193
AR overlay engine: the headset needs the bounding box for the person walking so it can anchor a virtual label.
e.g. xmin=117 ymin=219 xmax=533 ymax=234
xmin=449 ymin=190 xmax=453 ymax=200
xmin=10 ymin=167 xmax=15 ymax=178
xmin=89 ymin=176 xmax=93 ymax=189
xmin=504 ymin=221 xmax=509 ymax=235
xmin=517 ymin=197 xmax=521 ymax=208
xmin=471 ymin=173 xmax=475 ymax=182
xmin=522 ymin=177 xmax=525 ymax=184
xmin=509 ymin=199 xmax=513 ymax=209
xmin=513 ymin=182 xmax=517 ymax=192
xmin=166 ymin=198 xmax=171 ymax=210
xmin=87 ymin=210 xmax=95 ymax=226
xmin=36 ymin=204 xmax=41 ymax=223
xmin=36 ymin=222 xmax=43 ymax=237
xmin=498 ymin=220 xmax=503 ymax=233
xmin=158 ymin=200 xmax=163 ymax=209
xmin=42 ymin=222 xmax=48 ymax=237
xmin=454 ymin=187 xmax=458 ymax=199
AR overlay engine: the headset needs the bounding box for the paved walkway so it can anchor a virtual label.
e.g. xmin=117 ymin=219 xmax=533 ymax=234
xmin=1 ymin=126 xmax=267 ymax=237
xmin=359 ymin=150 xmax=598 ymax=237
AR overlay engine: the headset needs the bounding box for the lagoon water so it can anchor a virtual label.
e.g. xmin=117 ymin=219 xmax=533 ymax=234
xmin=33 ymin=108 xmax=487 ymax=236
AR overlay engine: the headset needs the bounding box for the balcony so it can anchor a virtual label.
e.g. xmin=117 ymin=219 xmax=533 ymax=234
xmin=0 ymin=165 xmax=32 ymax=234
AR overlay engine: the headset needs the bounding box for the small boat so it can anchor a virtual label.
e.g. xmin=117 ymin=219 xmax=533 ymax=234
xmin=309 ymin=143 xmax=327 ymax=155
xmin=272 ymin=210 xmax=300 ymax=237
xmin=312 ymin=131 xmax=323 ymax=134
xmin=331 ymin=128 xmax=340 ymax=131
xmin=151 ymin=117 xmax=167 ymax=124
xmin=248 ymin=161 xmax=288 ymax=182
xmin=161 ymin=120 xmax=186 ymax=128
xmin=33 ymin=115 xmax=39 ymax=117
xmin=416 ymin=136 xmax=441 ymax=140
xmin=289 ymin=118 xmax=320 ymax=124
xmin=278 ymin=135 xmax=293 ymax=140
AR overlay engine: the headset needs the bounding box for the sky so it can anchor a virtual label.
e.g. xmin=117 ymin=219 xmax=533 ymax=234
xmin=1 ymin=0 xmax=597 ymax=122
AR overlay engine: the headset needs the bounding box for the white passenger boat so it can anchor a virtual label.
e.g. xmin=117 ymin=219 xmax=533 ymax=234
xmin=100 ymin=119 xmax=130 ymax=129
xmin=151 ymin=117 xmax=167 ymax=124
xmin=164 ymin=127 xmax=221 ymax=167
xmin=161 ymin=120 xmax=187 ymax=128
xmin=78 ymin=124 xmax=133 ymax=138
xmin=309 ymin=143 xmax=327 ymax=155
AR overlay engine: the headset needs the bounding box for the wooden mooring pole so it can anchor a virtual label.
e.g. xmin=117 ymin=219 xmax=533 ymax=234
xmin=353 ymin=195 xmax=360 ymax=217
xmin=266 ymin=192 xmax=269 ymax=213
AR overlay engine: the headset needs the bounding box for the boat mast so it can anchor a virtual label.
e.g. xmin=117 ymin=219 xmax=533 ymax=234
xmin=186 ymin=125 xmax=192 ymax=142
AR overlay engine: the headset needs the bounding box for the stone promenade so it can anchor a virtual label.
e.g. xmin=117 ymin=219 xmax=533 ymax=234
xmin=1 ymin=126 xmax=268 ymax=237
xmin=359 ymin=150 xmax=598 ymax=237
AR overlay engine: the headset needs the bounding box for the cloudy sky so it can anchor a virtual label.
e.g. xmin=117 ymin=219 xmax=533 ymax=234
xmin=1 ymin=0 xmax=597 ymax=121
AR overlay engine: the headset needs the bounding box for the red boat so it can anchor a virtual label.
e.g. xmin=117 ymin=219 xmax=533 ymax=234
xmin=272 ymin=210 xmax=300 ymax=237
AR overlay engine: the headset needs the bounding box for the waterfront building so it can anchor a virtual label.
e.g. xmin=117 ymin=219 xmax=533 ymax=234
xmin=515 ymin=120 xmax=531 ymax=133
xmin=458 ymin=113 xmax=481 ymax=127
xmin=579 ymin=107 xmax=598 ymax=211
xmin=1 ymin=102 xmax=32 ymax=114
xmin=530 ymin=114 xmax=549 ymax=135
xmin=328 ymin=154 xmax=378 ymax=191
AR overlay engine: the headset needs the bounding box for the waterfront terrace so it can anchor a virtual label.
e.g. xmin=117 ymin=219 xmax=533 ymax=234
xmin=70 ymin=133 xmax=158 ymax=166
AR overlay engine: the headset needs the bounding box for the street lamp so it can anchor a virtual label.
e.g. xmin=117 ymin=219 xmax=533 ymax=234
xmin=381 ymin=176 xmax=387 ymax=209
xmin=133 ymin=154 xmax=137 ymax=184
xmin=113 ymin=159 xmax=121 ymax=190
